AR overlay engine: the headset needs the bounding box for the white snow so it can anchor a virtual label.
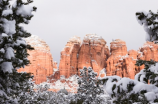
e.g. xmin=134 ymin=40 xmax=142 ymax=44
xmin=53 ymin=68 xmax=59 ymax=72
xmin=145 ymin=92 xmax=156 ymax=101
xmin=15 ymin=39 xmax=26 ymax=46
xmin=1 ymin=62 xmax=13 ymax=73
xmin=141 ymin=44 xmax=153 ymax=48
xmin=5 ymin=47 xmax=14 ymax=60
xmin=0 ymin=48 xmax=5 ymax=53
xmin=2 ymin=10 xmax=13 ymax=16
xmin=99 ymin=68 xmax=106 ymax=77
xmin=25 ymin=35 xmax=50 ymax=52
xmin=16 ymin=5 xmax=33 ymax=16
xmin=1 ymin=33 xmax=8 ymax=37
xmin=133 ymin=82 xmax=158 ymax=94
xmin=35 ymin=75 xmax=78 ymax=93
xmin=68 ymin=36 xmax=81 ymax=44
xmin=83 ymin=34 xmax=105 ymax=44
xmin=2 ymin=19 xmax=16 ymax=34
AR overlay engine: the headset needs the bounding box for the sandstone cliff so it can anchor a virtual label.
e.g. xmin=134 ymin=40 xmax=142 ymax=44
xmin=106 ymin=39 xmax=140 ymax=79
xmin=18 ymin=35 xmax=158 ymax=85
xmin=59 ymin=36 xmax=81 ymax=78
xmin=18 ymin=35 xmax=54 ymax=84
xmin=138 ymin=41 xmax=158 ymax=61
xmin=59 ymin=34 xmax=110 ymax=78
xmin=110 ymin=39 xmax=127 ymax=56
xmin=105 ymin=40 xmax=158 ymax=79
xmin=78 ymin=34 xmax=110 ymax=75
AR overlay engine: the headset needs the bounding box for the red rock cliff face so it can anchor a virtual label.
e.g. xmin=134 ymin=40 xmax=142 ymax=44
xmin=59 ymin=36 xmax=81 ymax=78
xmin=138 ymin=41 xmax=158 ymax=61
xmin=59 ymin=34 xmax=110 ymax=78
xmin=51 ymin=61 xmax=60 ymax=80
xmin=18 ymin=35 xmax=54 ymax=84
xmin=106 ymin=39 xmax=138 ymax=79
xmin=110 ymin=39 xmax=127 ymax=56
xmin=105 ymin=40 xmax=158 ymax=79
xmin=19 ymin=35 xmax=158 ymax=84
xmin=78 ymin=34 xmax=110 ymax=75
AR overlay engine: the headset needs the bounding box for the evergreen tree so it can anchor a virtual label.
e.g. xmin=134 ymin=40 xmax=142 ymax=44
xmin=77 ymin=67 xmax=109 ymax=104
xmin=0 ymin=0 xmax=36 ymax=103
xmin=136 ymin=10 xmax=158 ymax=42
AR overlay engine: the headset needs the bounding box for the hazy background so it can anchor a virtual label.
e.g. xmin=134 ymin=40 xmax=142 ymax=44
xmin=23 ymin=0 xmax=158 ymax=64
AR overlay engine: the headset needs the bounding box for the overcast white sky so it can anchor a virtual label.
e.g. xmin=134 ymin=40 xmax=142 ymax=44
xmin=23 ymin=0 xmax=158 ymax=63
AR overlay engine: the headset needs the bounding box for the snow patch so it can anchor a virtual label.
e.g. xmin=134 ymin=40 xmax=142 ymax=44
xmin=16 ymin=5 xmax=33 ymax=17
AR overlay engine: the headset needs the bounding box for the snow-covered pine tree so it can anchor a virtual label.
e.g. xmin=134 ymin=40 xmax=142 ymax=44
xmin=0 ymin=0 xmax=36 ymax=103
xmin=136 ymin=10 xmax=158 ymax=42
xmin=77 ymin=67 xmax=105 ymax=104
xmin=100 ymin=10 xmax=158 ymax=104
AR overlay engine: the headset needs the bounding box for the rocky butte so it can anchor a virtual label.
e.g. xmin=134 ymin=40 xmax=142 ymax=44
xmin=59 ymin=35 xmax=158 ymax=79
xmin=18 ymin=35 xmax=55 ymax=84
xmin=106 ymin=40 xmax=158 ymax=79
xmin=18 ymin=34 xmax=158 ymax=86
xmin=59 ymin=34 xmax=109 ymax=78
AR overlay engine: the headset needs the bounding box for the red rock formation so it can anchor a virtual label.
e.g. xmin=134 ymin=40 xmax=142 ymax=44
xmin=128 ymin=50 xmax=138 ymax=59
xmin=105 ymin=40 xmax=158 ymax=79
xmin=48 ymin=62 xmax=60 ymax=81
xmin=104 ymin=45 xmax=110 ymax=61
xmin=59 ymin=34 xmax=110 ymax=78
xmin=106 ymin=39 xmax=139 ymax=79
xmin=78 ymin=34 xmax=110 ymax=75
xmin=18 ymin=35 xmax=54 ymax=84
xmin=138 ymin=41 xmax=158 ymax=61
xmin=110 ymin=39 xmax=127 ymax=56
xmin=59 ymin=36 xmax=81 ymax=78
xmin=18 ymin=34 xmax=158 ymax=86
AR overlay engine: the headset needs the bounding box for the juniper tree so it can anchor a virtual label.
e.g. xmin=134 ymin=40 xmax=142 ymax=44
xmin=0 ymin=0 xmax=36 ymax=103
xmin=77 ymin=67 xmax=107 ymax=104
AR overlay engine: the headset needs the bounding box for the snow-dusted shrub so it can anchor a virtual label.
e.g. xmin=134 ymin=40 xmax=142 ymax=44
xmin=31 ymin=84 xmax=77 ymax=104
xmin=0 ymin=0 xmax=36 ymax=103
xmin=77 ymin=67 xmax=111 ymax=104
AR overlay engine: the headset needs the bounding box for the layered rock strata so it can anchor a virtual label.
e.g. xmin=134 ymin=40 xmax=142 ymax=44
xmin=106 ymin=39 xmax=141 ymax=79
xmin=18 ymin=35 xmax=158 ymax=85
xmin=59 ymin=34 xmax=110 ymax=78
xmin=106 ymin=40 xmax=158 ymax=79
xmin=138 ymin=41 xmax=158 ymax=61
xmin=77 ymin=34 xmax=110 ymax=75
xmin=49 ymin=61 xmax=60 ymax=80
xmin=59 ymin=36 xmax=81 ymax=78
xmin=18 ymin=35 xmax=54 ymax=84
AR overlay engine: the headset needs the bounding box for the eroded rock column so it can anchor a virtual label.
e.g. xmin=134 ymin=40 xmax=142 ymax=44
xmin=78 ymin=34 xmax=110 ymax=75
xmin=59 ymin=36 xmax=81 ymax=78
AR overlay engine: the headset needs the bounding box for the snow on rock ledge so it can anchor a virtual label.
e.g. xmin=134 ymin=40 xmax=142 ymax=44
xmin=18 ymin=35 xmax=55 ymax=84
xmin=25 ymin=35 xmax=50 ymax=52
xmin=83 ymin=34 xmax=106 ymax=45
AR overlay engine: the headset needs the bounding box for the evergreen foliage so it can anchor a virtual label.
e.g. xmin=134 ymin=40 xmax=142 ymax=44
xmin=136 ymin=10 xmax=158 ymax=42
xmin=0 ymin=0 xmax=36 ymax=103
xmin=77 ymin=67 xmax=110 ymax=104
